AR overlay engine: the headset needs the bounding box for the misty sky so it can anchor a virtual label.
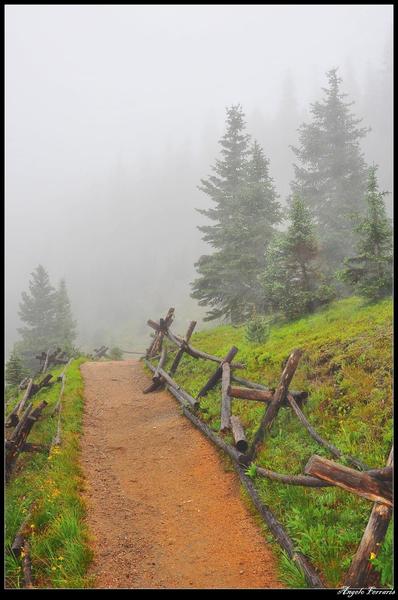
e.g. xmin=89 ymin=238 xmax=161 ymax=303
xmin=5 ymin=5 xmax=393 ymax=354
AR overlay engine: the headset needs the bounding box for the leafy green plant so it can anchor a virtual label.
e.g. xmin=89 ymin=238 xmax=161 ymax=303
xmin=245 ymin=463 xmax=257 ymax=479
xmin=372 ymin=523 xmax=393 ymax=587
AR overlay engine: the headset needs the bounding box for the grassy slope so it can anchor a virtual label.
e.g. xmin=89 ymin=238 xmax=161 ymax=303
xmin=158 ymin=296 xmax=393 ymax=587
xmin=5 ymin=358 xmax=93 ymax=589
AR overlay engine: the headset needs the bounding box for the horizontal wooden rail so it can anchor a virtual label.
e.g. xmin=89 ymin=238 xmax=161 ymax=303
xmin=304 ymin=455 xmax=392 ymax=506
xmin=256 ymin=466 xmax=331 ymax=487
xmin=145 ymin=359 xmax=199 ymax=410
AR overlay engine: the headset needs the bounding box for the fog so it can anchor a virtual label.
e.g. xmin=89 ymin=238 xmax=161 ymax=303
xmin=5 ymin=5 xmax=393 ymax=355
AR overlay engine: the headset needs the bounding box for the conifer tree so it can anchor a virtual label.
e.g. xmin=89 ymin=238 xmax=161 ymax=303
xmin=340 ymin=166 xmax=392 ymax=301
xmin=196 ymin=104 xmax=250 ymax=250
xmin=228 ymin=140 xmax=282 ymax=317
xmin=260 ymin=196 xmax=333 ymax=320
xmin=291 ymin=68 xmax=369 ymax=272
xmin=5 ymin=349 xmax=27 ymax=386
xmin=192 ymin=106 xmax=281 ymax=322
xmin=17 ymin=265 xmax=57 ymax=370
xmin=53 ymin=279 xmax=77 ymax=351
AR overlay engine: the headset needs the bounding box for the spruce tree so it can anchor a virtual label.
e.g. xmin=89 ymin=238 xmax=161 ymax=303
xmin=192 ymin=106 xmax=281 ymax=322
xmin=340 ymin=166 xmax=392 ymax=301
xmin=53 ymin=279 xmax=77 ymax=351
xmin=192 ymin=104 xmax=250 ymax=322
xmin=17 ymin=265 xmax=57 ymax=370
xmin=196 ymin=104 xmax=250 ymax=250
xmin=5 ymin=349 xmax=26 ymax=386
xmin=291 ymin=68 xmax=369 ymax=272
xmin=228 ymin=140 xmax=282 ymax=317
xmin=260 ymin=196 xmax=333 ymax=320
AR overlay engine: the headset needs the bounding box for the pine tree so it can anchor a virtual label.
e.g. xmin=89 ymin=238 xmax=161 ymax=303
xmin=291 ymin=68 xmax=369 ymax=272
xmin=17 ymin=265 xmax=57 ymax=370
xmin=53 ymin=279 xmax=77 ymax=351
xmin=191 ymin=106 xmax=281 ymax=322
xmin=196 ymin=104 xmax=250 ymax=251
xmin=5 ymin=349 xmax=27 ymax=386
xmin=340 ymin=166 xmax=392 ymax=301
xmin=229 ymin=140 xmax=282 ymax=316
xmin=260 ymin=196 xmax=334 ymax=320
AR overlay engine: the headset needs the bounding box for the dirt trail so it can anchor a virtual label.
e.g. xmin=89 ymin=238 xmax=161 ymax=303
xmin=80 ymin=360 xmax=282 ymax=589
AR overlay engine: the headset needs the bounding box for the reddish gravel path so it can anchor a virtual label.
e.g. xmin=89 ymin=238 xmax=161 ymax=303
xmin=80 ymin=359 xmax=282 ymax=589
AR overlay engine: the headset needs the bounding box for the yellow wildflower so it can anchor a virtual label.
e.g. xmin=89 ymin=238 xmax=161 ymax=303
xmin=370 ymin=552 xmax=377 ymax=561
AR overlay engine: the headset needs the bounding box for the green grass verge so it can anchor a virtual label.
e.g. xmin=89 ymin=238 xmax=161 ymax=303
xmin=148 ymin=296 xmax=393 ymax=588
xmin=5 ymin=357 xmax=94 ymax=589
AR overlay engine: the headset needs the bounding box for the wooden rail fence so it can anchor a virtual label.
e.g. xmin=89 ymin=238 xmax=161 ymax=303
xmin=143 ymin=307 xmax=393 ymax=589
xmin=6 ymin=356 xmax=73 ymax=587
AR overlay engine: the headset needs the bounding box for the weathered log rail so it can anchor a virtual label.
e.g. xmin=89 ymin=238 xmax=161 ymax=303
xmin=142 ymin=307 xmax=393 ymax=589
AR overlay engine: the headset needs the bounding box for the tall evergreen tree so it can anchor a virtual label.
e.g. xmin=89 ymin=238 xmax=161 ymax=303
xmin=340 ymin=166 xmax=392 ymax=301
xmin=53 ymin=279 xmax=77 ymax=351
xmin=230 ymin=140 xmax=282 ymax=315
xmin=5 ymin=349 xmax=27 ymax=387
xmin=191 ymin=104 xmax=250 ymax=322
xmin=260 ymin=196 xmax=333 ymax=320
xmin=196 ymin=104 xmax=250 ymax=250
xmin=291 ymin=68 xmax=369 ymax=272
xmin=17 ymin=265 xmax=57 ymax=370
xmin=192 ymin=106 xmax=281 ymax=322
